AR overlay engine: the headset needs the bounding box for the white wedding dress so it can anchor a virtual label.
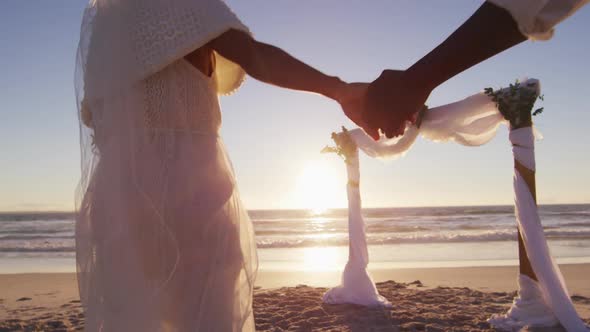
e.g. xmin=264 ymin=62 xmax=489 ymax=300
xmin=75 ymin=0 xmax=257 ymax=331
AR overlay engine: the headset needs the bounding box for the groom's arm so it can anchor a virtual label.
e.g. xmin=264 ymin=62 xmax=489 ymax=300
xmin=400 ymin=0 xmax=589 ymax=91
xmin=367 ymin=0 xmax=589 ymax=138
xmin=209 ymin=28 xmax=371 ymax=129
xmin=418 ymin=0 xmax=590 ymax=88
xmin=406 ymin=2 xmax=526 ymax=95
xmin=209 ymin=29 xmax=346 ymax=101
xmin=365 ymin=2 xmax=526 ymax=138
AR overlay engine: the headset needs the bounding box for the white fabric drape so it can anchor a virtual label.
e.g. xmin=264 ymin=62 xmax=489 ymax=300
xmin=489 ymin=274 xmax=560 ymax=330
xmin=326 ymin=79 xmax=588 ymax=331
xmin=322 ymin=148 xmax=392 ymax=307
xmin=487 ymin=128 xmax=588 ymax=331
xmin=347 ymin=79 xmax=530 ymax=159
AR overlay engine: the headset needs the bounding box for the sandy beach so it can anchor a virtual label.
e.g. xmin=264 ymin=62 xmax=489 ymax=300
xmin=1 ymin=264 xmax=589 ymax=331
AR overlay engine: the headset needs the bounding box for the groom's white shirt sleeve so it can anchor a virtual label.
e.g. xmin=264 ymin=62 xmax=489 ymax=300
xmin=487 ymin=0 xmax=589 ymax=40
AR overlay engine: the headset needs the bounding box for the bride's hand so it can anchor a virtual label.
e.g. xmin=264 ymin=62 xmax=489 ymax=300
xmin=334 ymin=82 xmax=380 ymax=138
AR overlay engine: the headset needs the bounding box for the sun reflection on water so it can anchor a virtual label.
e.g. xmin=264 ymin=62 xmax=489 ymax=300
xmin=302 ymin=246 xmax=343 ymax=271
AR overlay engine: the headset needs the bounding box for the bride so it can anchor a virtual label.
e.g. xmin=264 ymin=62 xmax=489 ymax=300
xmin=74 ymin=0 xmax=365 ymax=331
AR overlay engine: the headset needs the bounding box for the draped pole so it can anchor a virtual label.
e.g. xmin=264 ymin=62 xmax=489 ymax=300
xmin=485 ymin=80 xmax=541 ymax=282
xmin=487 ymin=83 xmax=561 ymax=330
xmin=508 ymin=104 xmax=538 ymax=281
xmin=489 ymin=81 xmax=587 ymax=331
xmin=321 ymin=129 xmax=391 ymax=308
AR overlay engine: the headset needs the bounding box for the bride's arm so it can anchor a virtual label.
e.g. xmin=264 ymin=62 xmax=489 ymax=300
xmin=209 ymin=28 xmax=370 ymax=128
xmin=208 ymin=29 xmax=347 ymax=101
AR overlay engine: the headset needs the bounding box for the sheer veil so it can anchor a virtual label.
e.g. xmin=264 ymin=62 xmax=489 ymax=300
xmin=74 ymin=0 xmax=257 ymax=330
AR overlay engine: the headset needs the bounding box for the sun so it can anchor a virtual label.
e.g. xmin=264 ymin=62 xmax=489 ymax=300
xmin=295 ymin=160 xmax=344 ymax=214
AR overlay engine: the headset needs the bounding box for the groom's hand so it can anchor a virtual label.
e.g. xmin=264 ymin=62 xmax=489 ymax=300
xmin=364 ymin=69 xmax=431 ymax=139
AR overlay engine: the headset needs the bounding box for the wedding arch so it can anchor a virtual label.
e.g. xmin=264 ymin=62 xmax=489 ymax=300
xmin=321 ymin=79 xmax=588 ymax=331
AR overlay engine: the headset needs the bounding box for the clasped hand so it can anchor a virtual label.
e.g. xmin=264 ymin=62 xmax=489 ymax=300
xmin=335 ymin=70 xmax=431 ymax=140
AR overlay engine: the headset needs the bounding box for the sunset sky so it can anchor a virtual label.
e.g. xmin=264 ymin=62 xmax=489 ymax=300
xmin=1 ymin=1 xmax=589 ymax=211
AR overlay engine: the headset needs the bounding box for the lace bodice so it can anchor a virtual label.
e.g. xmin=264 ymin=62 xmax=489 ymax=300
xmin=81 ymin=0 xmax=249 ymax=100
xmin=143 ymin=59 xmax=222 ymax=134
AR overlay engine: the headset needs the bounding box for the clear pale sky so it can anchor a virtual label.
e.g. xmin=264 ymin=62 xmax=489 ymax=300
xmin=1 ymin=1 xmax=589 ymax=211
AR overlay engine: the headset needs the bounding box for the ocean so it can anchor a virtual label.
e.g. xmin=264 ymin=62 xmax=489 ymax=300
xmin=1 ymin=205 xmax=590 ymax=273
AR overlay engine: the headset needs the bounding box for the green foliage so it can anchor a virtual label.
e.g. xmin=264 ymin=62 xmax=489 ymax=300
xmin=483 ymin=80 xmax=545 ymax=127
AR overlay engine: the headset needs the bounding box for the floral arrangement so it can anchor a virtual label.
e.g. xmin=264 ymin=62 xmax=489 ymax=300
xmin=321 ymin=127 xmax=357 ymax=164
xmin=484 ymin=80 xmax=544 ymax=128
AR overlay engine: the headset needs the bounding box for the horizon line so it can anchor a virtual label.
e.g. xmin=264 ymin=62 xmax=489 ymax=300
xmin=1 ymin=202 xmax=589 ymax=215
